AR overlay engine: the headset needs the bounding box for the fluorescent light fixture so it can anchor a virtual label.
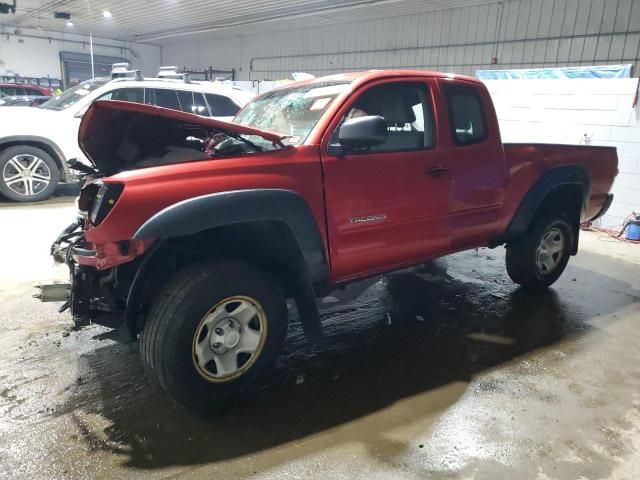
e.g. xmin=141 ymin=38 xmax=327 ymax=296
xmin=102 ymin=10 xmax=112 ymax=18
xmin=66 ymin=20 xmax=74 ymax=27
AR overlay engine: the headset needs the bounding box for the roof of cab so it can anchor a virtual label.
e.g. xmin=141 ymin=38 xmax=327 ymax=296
xmin=284 ymin=69 xmax=483 ymax=89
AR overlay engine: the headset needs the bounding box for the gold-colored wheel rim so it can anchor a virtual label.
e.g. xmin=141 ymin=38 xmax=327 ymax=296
xmin=192 ymin=295 xmax=267 ymax=383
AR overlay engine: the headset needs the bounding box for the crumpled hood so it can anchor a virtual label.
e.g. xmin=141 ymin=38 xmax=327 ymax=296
xmin=78 ymin=100 xmax=288 ymax=174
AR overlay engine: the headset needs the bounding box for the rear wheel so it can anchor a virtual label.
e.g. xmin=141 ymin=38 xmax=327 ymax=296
xmin=0 ymin=146 xmax=59 ymax=202
xmin=140 ymin=258 xmax=288 ymax=412
xmin=505 ymin=212 xmax=574 ymax=289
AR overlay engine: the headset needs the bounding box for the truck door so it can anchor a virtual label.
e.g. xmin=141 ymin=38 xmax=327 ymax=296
xmin=320 ymin=79 xmax=451 ymax=282
xmin=438 ymin=80 xmax=506 ymax=250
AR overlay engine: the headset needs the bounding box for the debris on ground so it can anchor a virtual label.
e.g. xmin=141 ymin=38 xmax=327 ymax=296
xmin=321 ymin=296 xmax=340 ymax=304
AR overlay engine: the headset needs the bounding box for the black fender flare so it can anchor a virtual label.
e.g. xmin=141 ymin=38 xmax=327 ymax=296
xmin=0 ymin=135 xmax=68 ymax=179
xmin=127 ymin=189 xmax=329 ymax=344
xmin=492 ymin=165 xmax=590 ymax=247
xmin=133 ymin=188 xmax=329 ymax=284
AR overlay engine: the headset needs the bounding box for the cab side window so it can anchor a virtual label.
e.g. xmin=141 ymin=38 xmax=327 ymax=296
xmin=444 ymin=84 xmax=487 ymax=145
xmin=344 ymin=82 xmax=435 ymax=152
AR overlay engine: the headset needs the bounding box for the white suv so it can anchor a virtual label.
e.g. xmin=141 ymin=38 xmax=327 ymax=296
xmin=0 ymin=67 xmax=253 ymax=202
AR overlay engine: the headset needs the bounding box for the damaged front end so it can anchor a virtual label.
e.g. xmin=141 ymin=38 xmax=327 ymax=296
xmin=38 ymin=215 xmax=120 ymax=331
xmin=37 ymin=183 xmax=152 ymax=341
xmin=35 ymin=99 xmax=290 ymax=340
xmin=35 ymin=216 xmax=89 ymax=319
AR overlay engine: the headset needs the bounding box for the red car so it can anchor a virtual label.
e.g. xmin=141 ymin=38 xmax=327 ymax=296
xmin=0 ymin=82 xmax=52 ymax=98
xmin=40 ymin=70 xmax=617 ymax=411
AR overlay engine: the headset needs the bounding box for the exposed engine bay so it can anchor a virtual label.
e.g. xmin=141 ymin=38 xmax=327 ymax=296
xmin=78 ymin=100 xmax=286 ymax=175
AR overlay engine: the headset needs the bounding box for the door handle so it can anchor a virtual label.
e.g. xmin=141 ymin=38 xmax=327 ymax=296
xmin=427 ymin=166 xmax=448 ymax=177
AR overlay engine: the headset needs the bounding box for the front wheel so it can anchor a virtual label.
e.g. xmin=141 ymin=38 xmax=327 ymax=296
xmin=505 ymin=212 xmax=574 ymax=289
xmin=0 ymin=146 xmax=60 ymax=202
xmin=140 ymin=259 xmax=288 ymax=412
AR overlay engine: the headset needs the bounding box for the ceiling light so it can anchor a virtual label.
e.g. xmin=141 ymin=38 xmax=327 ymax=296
xmin=102 ymin=10 xmax=112 ymax=18
xmin=66 ymin=20 xmax=74 ymax=27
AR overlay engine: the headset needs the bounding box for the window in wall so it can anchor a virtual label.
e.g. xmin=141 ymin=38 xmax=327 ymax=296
xmin=444 ymin=84 xmax=487 ymax=145
xmin=205 ymin=93 xmax=240 ymax=117
xmin=341 ymin=82 xmax=435 ymax=152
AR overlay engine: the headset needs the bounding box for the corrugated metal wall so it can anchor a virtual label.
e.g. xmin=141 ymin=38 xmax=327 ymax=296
xmin=163 ymin=0 xmax=640 ymax=80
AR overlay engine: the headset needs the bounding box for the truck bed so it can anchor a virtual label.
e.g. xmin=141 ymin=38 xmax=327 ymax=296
xmin=502 ymin=143 xmax=618 ymax=222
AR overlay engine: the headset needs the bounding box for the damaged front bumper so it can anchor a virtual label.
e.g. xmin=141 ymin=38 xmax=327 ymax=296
xmin=37 ymin=218 xmax=132 ymax=333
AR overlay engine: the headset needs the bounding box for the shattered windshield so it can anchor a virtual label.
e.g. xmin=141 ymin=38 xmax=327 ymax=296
xmin=41 ymin=79 xmax=108 ymax=111
xmin=233 ymin=82 xmax=350 ymax=145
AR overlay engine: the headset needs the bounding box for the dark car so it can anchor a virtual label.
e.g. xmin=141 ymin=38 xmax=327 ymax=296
xmin=0 ymin=95 xmax=51 ymax=107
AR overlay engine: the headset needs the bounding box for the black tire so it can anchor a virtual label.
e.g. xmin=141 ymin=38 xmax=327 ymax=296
xmin=505 ymin=212 xmax=574 ymax=289
xmin=140 ymin=258 xmax=288 ymax=413
xmin=0 ymin=145 xmax=60 ymax=202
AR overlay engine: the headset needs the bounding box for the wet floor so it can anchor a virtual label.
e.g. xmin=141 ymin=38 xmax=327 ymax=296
xmin=1 ymin=197 xmax=639 ymax=479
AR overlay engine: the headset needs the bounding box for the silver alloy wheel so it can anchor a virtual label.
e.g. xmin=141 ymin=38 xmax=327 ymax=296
xmin=535 ymin=227 xmax=565 ymax=274
xmin=2 ymin=154 xmax=51 ymax=197
xmin=192 ymin=296 xmax=267 ymax=383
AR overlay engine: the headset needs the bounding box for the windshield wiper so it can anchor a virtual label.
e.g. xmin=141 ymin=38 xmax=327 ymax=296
xmin=223 ymin=130 xmax=265 ymax=152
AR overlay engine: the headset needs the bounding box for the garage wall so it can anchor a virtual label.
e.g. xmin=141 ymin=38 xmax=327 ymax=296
xmin=486 ymin=78 xmax=640 ymax=228
xmin=0 ymin=27 xmax=162 ymax=79
xmin=162 ymin=0 xmax=640 ymax=80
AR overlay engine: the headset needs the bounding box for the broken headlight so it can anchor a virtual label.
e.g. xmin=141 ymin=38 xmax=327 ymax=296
xmin=88 ymin=182 xmax=124 ymax=225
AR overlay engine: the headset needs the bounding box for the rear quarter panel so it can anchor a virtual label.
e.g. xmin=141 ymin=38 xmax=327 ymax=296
xmin=499 ymin=143 xmax=618 ymax=231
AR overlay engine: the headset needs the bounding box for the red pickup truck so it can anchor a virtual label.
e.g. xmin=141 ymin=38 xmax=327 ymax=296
xmin=41 ymin=70 xmax=617 ymax=411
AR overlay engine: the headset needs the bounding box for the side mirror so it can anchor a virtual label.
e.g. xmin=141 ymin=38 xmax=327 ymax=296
xmin=338 ymin=115 xmax=388 ymax=150
xmin=74 ymin=105 xmax=89 ymax=119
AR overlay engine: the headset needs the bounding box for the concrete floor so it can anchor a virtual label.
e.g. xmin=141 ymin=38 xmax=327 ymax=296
xmin=1 ymin=195 xmax=639 ymax=480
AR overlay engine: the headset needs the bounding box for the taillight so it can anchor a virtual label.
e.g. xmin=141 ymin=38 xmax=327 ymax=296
xmin=89 ymin=183 xmax=124 ymax=225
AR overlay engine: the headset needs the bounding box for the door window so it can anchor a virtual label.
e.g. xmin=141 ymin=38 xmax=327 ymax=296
xmin=444 ymin=84 xmax=487 ymax=145
xmin=340 ymin=82 xmax=435 ymax=152
xmin=22 ymin=87 xmax=38 ymax=95
xmin=192 ymin=92 xmax=209 ymax=115
xmin=176 ymin=90 xmax=194 ymax=113
xmin=98 ymin=88 xmax=144 ymax=103
xmin=151 ymin=88 xmax=181 ymax=110
xmin=205 ymin=93 xmax=240 ymax=117
xmin=1 ymin=86 xmax=17 ymax=96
